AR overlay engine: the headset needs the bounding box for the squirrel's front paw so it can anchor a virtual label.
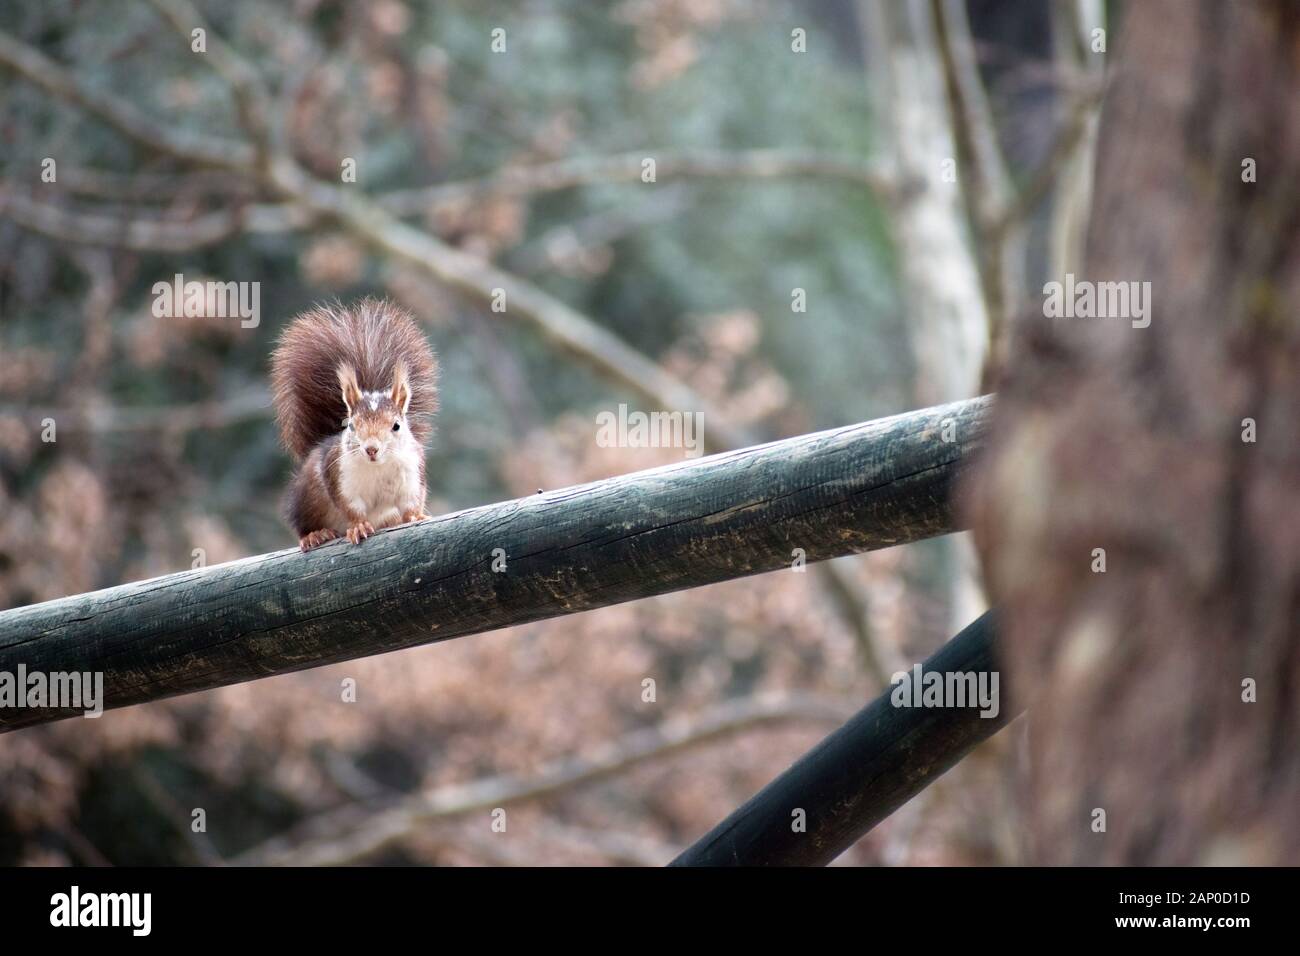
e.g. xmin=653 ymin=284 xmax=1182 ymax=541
xmin=300 ymin=529 xmax=338 ymax=551
xmin=401 ymin=509 xmax=432 ymax=524
xmin=346 ymin=520 xmax=375 ymax=544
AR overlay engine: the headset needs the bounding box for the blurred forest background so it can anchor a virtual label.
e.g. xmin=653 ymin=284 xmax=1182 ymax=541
xmin=0 ymin=0 xmax=1109 ymax=865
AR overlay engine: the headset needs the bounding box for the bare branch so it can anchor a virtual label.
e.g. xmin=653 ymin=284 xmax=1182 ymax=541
xmin=42 ymin=148 xmax=883 ymax=242
xmin=934 ymin=0 xmax=1025 ymax=365
xmin=2 ymin=389 xmax=272 ymax=434
xmin=935 ymin=0 xmax=1015 ymax=227
xmin=0 ymin=23 xmax=751 ymax=447
xmin=0 ymin=187 xmax=310 ymax=250
xmin=985 ymin=85 xmax=1103 ymax=241
xmin=816 ymin=556 xmax=905 ymax=686
xmin=234 ymin=693 xmax=855 ymax=866
xmin=55 ymin=166 xmax=250 ymax=202
xmin=382 ymin=148 xmax=898 ymax=215
xmin=132 ymin=765 xmax=225 ymax=866
xmin=0 ymin=187 xmax=246 ymax=252
xmin=507 ymin=185 xmax=692 ymax=275
xmin=0 ymin=29 xmax=251 ymax=169
xmin=1044 ymin=0 xmax=1107 ymax=280
xmin=144 ymin=0 xmax=276 ymax=166
xmin=316 ymin=751 xmax=682 ymax=865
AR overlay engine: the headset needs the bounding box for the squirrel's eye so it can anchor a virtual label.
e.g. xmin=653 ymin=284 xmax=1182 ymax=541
xmin=392 ymin=422 xmax=401 ymax=432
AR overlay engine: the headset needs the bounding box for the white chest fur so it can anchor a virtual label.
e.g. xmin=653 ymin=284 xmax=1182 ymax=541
xmin=338 ymin=442 xmax=423 ymax=528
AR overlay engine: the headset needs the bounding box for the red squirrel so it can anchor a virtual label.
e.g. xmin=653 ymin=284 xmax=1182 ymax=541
xmin=270 ymin=299 xmax=439 ymax=551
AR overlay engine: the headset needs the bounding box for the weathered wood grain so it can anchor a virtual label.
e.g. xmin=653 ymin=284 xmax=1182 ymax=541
xmin=670 ymin=610 xmax=1014 ymax=866
xmin=0 ymin=396 xmax=990 ymax=732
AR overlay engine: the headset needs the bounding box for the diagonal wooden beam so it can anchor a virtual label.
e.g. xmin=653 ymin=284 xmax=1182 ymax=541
xmin=670 ymin=609 xmax=1015 ymax=866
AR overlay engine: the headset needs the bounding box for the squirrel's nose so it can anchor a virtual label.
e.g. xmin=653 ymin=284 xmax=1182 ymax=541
xmin=365 ymin=445 xmax=379 ymax=461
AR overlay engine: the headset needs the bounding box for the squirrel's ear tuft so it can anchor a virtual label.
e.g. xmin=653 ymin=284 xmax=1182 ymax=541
xmin=390 ymin=360 xmax=411 ymax=415
xmin=336 ymin=363 xmax=362 ymax=413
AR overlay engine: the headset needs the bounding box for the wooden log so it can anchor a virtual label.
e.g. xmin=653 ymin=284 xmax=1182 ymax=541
xmin=0 ymin=396 xmax=990 ymax=732
xmin=670 ymin=610 xmax=1014 ymax=866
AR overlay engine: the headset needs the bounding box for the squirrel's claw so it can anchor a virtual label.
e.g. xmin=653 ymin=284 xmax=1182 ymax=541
xmin=401 ymin=510 xmax=433 ymax=524
xmin=300 ymin=529 xmax=339 ymax=551
xmin=346 ymin=521 xmax=375 ymax=545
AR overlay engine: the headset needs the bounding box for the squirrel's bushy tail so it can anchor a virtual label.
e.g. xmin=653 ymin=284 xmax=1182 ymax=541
xmin=270 ymin=298 xmax=438 ymax=460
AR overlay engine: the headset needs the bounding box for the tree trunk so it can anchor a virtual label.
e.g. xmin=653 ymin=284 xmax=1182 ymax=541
xmin=860 ymin=0 xmax=989 ymax=635
xmin=969 ymin=0 xmax=1300 ymax=864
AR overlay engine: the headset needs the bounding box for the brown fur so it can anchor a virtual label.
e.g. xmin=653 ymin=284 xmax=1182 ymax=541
xmin=271 ymin=299 xmax=438 ymax=548
xmin=270 ymin=298 xmax=438 ymax=461
xmin=282 ymin=439 xmax=339 ymax=537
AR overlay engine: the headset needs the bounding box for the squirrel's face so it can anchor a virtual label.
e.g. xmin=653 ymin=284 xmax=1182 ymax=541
xmin=342 ymin=398 xmax=407 ymax=463
xmin=337 ymin=361 xmax=412 ymax=464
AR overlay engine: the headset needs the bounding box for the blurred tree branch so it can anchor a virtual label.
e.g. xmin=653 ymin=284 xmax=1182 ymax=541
xmin=934 ymin=0 xmax=1105 ymax=376
xmin=0 ymin=22 xmax=752 ymax=445
xmin=508 ymin=185 xmax=692 ymax=276
xmin=0 ymin=187 xmax=249 ymax=252
xmin=382 ymin=147 xmax=900 ymax=215
xmin=934 ymin=0 xmax=1025 ymax=352
xmin=1044 ymin=0 xmax=1106 ymax=281
xmin=41 ymin=147 xmax=897 ymax=245
xmin=132 ymin=764 xmax=225 ymax=866
xmin=2 ymin=390 xmax=272 ymax=434
xmin=313 ymin=747 xmax=682 ymax=865
xmin=0 ymin=29 xmax=251 ymax=169
xmin=144 ymin=0 xmax=276 ymax=168
xmin=235 ymin=692 xmax=854 ymax=866
xmin=53 ymin=167 xmax=249 ymax=202
xmin=425 ymin=819 xmax=681 ymax=867
xmin=983 ymin=86 xmax=1101 ymax=243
